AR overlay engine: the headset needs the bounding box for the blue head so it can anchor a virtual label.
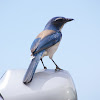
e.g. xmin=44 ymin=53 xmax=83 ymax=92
xmin=44 ymin=17 xmax=74 ymax=31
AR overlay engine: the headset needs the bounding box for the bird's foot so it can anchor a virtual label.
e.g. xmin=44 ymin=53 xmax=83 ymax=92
xmin=55 ymin=66 xmax=62 ymax=71
xmin=44 ymin=66 xmax=47 ymax=69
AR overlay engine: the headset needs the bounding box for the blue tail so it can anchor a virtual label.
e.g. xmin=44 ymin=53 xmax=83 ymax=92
xmin=23 ymin=51 xmax=44 ymax=84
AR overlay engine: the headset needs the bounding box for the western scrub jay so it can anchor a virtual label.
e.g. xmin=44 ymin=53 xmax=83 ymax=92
xmin=23 ymin=17 xmax=74 ymax=84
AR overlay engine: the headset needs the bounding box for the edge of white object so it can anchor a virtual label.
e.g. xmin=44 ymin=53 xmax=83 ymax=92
xmin=0 ymin=69 xmax=77 ymax=100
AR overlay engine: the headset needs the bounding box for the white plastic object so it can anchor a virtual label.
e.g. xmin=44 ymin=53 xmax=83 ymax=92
xmin=0 ymin=69 xmax=77 ymax=100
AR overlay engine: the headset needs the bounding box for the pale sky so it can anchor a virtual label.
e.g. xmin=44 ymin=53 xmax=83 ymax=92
xmin=0 ymin=0 xmax=100 ymax=100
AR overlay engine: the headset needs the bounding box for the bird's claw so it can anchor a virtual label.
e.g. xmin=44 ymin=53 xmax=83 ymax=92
xmin=44 ymin=66 xmax=47 ymax=69
xmin=55 ymin=67 xmax=62 ymax=71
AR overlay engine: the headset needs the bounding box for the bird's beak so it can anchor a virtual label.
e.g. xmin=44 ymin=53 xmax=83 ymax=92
xmin=66 ymin=18 xmax=74 ymax=22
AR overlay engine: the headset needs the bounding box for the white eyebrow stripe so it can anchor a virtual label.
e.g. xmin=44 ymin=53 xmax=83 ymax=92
xmin=55 ymin=18 xmax=62 ymax=21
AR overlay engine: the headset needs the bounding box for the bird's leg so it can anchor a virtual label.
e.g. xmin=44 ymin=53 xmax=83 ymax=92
xmin=51 ymin=59 xmax=62 ymax=71
xmin=40 ymin=58 xmax=47 ymax=69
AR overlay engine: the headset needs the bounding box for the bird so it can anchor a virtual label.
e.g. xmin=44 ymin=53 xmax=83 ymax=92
xmin=23 ymin=16 xmax=74 ymax=84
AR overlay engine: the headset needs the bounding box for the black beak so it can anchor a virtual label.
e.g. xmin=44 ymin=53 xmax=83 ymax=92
xmin=66 ymin=18 xmax=74 ymax=22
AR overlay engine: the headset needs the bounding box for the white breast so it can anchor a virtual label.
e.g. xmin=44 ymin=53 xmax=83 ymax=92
xmin=42 ymin=42 xmax=60 ymax=59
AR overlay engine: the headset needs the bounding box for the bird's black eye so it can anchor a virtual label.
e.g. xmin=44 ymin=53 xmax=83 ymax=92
xmin=58 ymin=19 xmax=63 ymax=22
xmin=54 ymin=18 xmax=63 ymax=22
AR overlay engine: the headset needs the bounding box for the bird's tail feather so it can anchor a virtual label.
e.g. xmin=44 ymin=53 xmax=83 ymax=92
xmin=23 ymin=51 xmax=44 ymax=84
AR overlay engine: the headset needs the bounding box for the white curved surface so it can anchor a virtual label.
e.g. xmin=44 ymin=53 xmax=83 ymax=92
xmin=0 ymin=69 xmax=77 ymax=100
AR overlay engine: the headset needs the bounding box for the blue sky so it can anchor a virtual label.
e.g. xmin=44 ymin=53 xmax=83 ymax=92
xmin=0 ymin=0 xmax=100 ymax=99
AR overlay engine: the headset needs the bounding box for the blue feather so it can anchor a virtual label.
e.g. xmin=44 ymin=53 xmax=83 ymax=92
xmin=33 ymin=31 xmax=62 ymax=55
xmin=30 ymin=38 xmax=41 ymax=52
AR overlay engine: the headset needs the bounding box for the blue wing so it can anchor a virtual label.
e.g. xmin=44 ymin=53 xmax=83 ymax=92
xmin=30 ymin=38 xmax=41 ymax=53
xmin=31 ymin=31 xmax=62 ymax=55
